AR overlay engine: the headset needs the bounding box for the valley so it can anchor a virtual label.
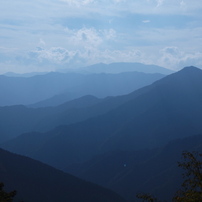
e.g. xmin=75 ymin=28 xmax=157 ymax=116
xmin=0 ymin=64 xmax=202 ymax=201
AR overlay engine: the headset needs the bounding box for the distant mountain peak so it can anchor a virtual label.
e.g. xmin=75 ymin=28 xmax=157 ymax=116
xmin=172 ymin=66 xmax=202 ymax=79
xmin=81 ymin=62 xmax=173 ymax=74
xmin=155 ymin=65 xmax=202 ymax=86
xmin=180 ymin=66 xmax=201 ymax=73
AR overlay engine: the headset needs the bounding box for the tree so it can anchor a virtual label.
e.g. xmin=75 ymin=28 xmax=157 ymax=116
xmin=136 ymin=193 xmax=159 ymax=202
xmin=136 ymin=151 xmax=202 ymax=202
xmin=173 ymin=151 xmax=202 ymax=202
xmin=0 ymin=182 xmax=16 ymax=202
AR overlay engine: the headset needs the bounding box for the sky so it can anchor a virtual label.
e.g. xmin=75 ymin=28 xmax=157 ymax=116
xmin=0 ymin=0 xmax=202 ymax=74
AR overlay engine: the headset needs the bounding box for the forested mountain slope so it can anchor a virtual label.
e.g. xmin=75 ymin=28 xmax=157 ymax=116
xmin=0 ymin=148 xmax=125 ymax=202
xmin=65 ymin=135 xmax=202 ymax=201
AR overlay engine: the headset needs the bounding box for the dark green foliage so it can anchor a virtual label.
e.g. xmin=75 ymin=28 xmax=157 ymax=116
xmin=137 ymin=151 xmax=202 ymax=202
xmin=136 ymin=193 xmax=159 ymax=202
xmin=0 ymin=183 xmax=16 ymax=202
xmin=173 ymin=151 xmax=202 ymax=201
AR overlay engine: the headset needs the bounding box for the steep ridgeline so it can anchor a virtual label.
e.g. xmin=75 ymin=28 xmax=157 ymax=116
xmin=0 ymin=71 xmax=164 ymax=106
xmin=0 ymin=148 xmax=125 ymax=202
xmin=2 ymin=66 xmax=202 ymax=170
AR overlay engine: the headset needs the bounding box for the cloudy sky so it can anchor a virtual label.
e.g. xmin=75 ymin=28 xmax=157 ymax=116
xmin=0 ymin=0 xmax=202 ymax=73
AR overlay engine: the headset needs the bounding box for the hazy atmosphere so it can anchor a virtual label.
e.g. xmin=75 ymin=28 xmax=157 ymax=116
xmin=1 ymin=1 xmax=202 ymax=202
xmin=1 ymin=0 xmax=202 ymax=73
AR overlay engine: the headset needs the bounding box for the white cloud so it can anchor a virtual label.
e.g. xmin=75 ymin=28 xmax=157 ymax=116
xmin=156 ymin=0 xmax=164 ymax=7
xmin=29 ymin=47 xmax=73 ymax=64
xmin=60 ymin=0 xmax=94 ymax=7
xmin=0 ymin=43 xmax=202 ymax=74
xmin=158 ymin=47 xmax=202 ymax=69
xmin=180 ymin=0 xmax=186 ymax=8
xmin=39 ymin=39 xmax=46 ymax=47
xmin=65 ymin=27 xmax=103 ymax=49
xmin=64 ymin=27 xmax=116 ymax=51
xmin=142 ymin=20 xmax=151 ymax=23
xmin=0 ymin=0 xmax=202 ymax=73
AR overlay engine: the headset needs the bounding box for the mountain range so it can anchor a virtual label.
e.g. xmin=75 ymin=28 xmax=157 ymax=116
xmin=0 ymin=68 xmax=165 ymax=142
xmin=2 ymin=66 xmax=202 ymax=170
xmin=30 ymin=71 xmax=164 ymax=108
xmin=0 ymin=65 xmax=201 ymax=201
xmin=76 ymin=62 xmax=174 ymax=74
xmin=0 ymin=70 xmax=164 ymax=107
xmin=0 ymin=95 xmax=102 ymax=142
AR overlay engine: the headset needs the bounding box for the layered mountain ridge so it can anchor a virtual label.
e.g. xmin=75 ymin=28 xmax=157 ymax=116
xmin=0 ymin=67 xmax=165 ymax=106
xmin=2 ymin=66 xmax=202 ymax=170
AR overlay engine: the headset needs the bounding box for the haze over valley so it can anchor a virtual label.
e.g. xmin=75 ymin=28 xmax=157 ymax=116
xmin=1 ymin=0 xmax=202 ymax=201
xmin=0 ymin=64 xmax=202 ymax=201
